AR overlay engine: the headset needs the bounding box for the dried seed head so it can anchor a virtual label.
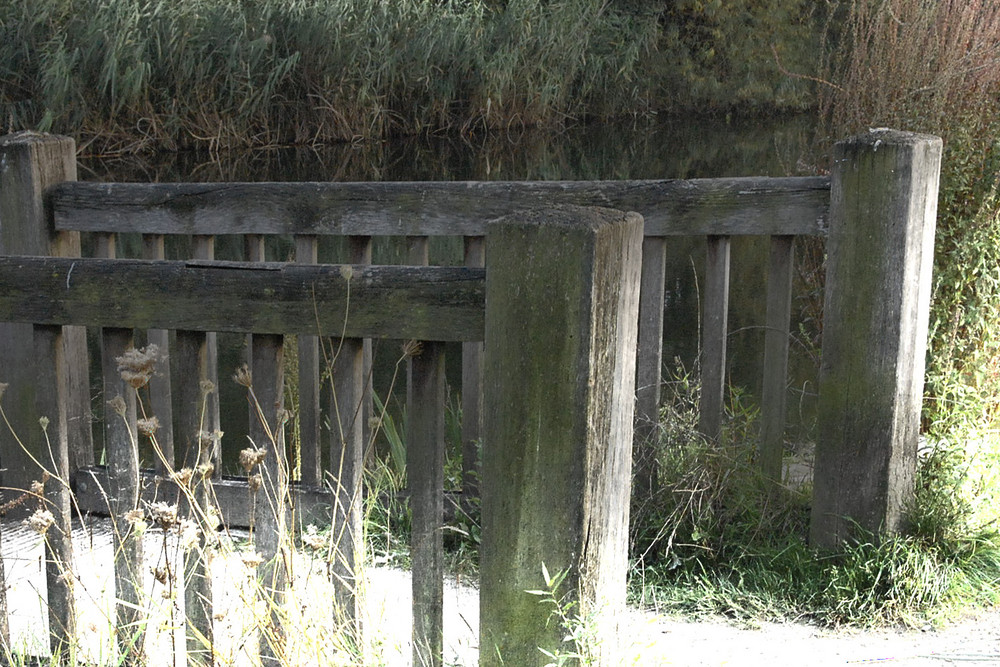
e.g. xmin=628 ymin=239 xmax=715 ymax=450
xmin=241 ymin=551 xmax=264 ymax=570
xmin=137 ymin=416 xmax=160 ymax=438
xmin=38 ymin=416 xmax=49 ymax=431
xmin=338 ymin=265 xmax=354 ymax=281
xmin=116 ymin=344 xmax=160 ymax=389
xmin=107 ymin=395 xmax=128 ymax=418
xmin=125 ymin=508 xmax=147 ymax=534
xmin=179 ymin=519 xmax=200 ymax=550
xmin=171 ymin=468 xmax=193 ymax=487
xmin=151 ymin=565 xmax=169 ymax=585
xmin=26 ymin=508 xmax=55 ymax=534
xmin=233 ymin=364 xmax=252 ymax=388
xmin=199 ymin=379 xmax=216 ymax=397
xmin=196 ymin=462 xmax=215 ymax=479
xmin=301 ymin=524 xmax=326 ymax=552
xmin=30 ymin=480 xmax=44 ymax=497
xmin=239 ymin=447 xmax=267 ymax=472
xmin=149 ymin=501 xmax=178 ymax=530
xmin=249 ymin=473 xmax=263 ymax=494
xmin=401 ymin=339 xmax=423 ymax=359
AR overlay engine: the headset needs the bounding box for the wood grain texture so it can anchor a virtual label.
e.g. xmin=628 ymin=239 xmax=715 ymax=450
xmin=49 ymin=177 xmax=830 ymax=237
xmin=634 ymin=236 xmax=667 ymax=497
xmin=100 ymin=327 xmax=145 ymax=664
xmin=0 ymin=132 xmax=91 ymax=500
xmin=407 ymin=341 xmax=445 ymax=667
xmin=698 ymin=235 xmax=731 ymax=442
xmin=0 ymin=256 xmax=485 ymax=341
xmin=810 ymin=130 xmax=942 ymax=548
xmin=461 ymin=236 xmax=485 ymax=503
xmin=141 ymin=234 xmax=175 ymax=473
xmin=480 ymin=206 xmax=642 ymax=666
xmin=32 ymin=325 xmax=76 ymax=664
xmin=759 ymin=236 xmax=794 ymax=483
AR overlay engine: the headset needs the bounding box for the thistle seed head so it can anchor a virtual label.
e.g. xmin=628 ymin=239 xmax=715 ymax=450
xmin=137 ymin=416 xmax=160 ymax=438
xmin=149 ymin=501 xmax=178 ymax=530
xmin=233 ymin=364 xmax=252 ymax=388
xmin=116 ymin=344 xmax=161 ymax=389
xmin=26 ymin=508 xmax=55 ymax=534
xmin=239 ymin=447 xmax=267 ymax=472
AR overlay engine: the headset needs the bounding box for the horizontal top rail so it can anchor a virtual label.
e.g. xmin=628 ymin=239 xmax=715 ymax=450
xmin=49 ymin=177 xmax=830 ymax=237
xmin=0 ymin=256 xmax=484 ymax=340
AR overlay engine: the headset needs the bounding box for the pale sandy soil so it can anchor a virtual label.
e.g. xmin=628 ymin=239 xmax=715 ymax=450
xmin=2 ymin=519 xmax=999 ymax=666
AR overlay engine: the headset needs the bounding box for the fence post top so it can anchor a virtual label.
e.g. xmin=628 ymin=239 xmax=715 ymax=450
xmin=836 ymin=128 xmax=943 ymax=152
xmin=487 ymin=204 xmax=643 ymax=233
xmin=0 ymin=131 xmax=74 ymax=148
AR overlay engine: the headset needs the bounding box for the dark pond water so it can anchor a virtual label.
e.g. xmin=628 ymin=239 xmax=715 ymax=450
xmin=80 ymin=114 xmax=824 ymax=473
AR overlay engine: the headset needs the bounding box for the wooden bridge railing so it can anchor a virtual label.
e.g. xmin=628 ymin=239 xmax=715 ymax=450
xmin=0 ymin=129 xmax=941 ymax=665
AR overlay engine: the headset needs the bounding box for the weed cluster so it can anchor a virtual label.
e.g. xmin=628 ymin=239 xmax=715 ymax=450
xmin=631 ymin=360 xmax=1000 ymax=628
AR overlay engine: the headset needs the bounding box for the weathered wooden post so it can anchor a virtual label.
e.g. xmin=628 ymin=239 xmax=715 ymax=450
xmin=0 ymin=132 xmax=92 ymax=498
xmin=247 ymin=334 xmax=288 ymax=666
xmin=810 ymin=129 xmax=941 ymax=548
xmin=32 ymin=324 xmax=76 ymax=663
xmin=480 ymin=206 xmax=642 ymax=666
xmin=634 ymin=236 xmax=667 ymax=497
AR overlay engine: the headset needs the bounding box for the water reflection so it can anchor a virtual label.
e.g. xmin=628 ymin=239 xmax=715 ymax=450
xmin=81 ymin=114 xmax=822 ymax=471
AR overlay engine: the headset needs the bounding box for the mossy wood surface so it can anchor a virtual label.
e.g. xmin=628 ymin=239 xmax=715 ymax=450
xmin=101 ymin=326 xmax=145 ymax=663
xmin=49 ymin=177 xmax=830 ymax=237
xmin=407 ymin=341 xmax=446 ymax=667
xmin=760 ymin=235 xmax=795 ymax=482
xmin=32 ymin=324 xmax=76 ymax=662
xmin=810 ymin=130 xmax=941 ymax=548
xmin=698 ymin=235 xmax=731 ymax=441
xmin=481 ymin=206 xmax=641 ymax=666
xmin=0 ymin=256 xmax=485 ymax=340
xmin=0 ymin=133 xmax=91 ymax=498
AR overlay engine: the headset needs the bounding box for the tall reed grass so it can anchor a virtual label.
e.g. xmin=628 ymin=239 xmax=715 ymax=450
xmin=0 ymin=0 xmax=660 ymax=154
xmin=816 ymin=0 xmax=1000 ymax=531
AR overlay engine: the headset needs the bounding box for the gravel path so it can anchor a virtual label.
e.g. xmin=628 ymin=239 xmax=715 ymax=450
xmin=2 ymin=518 xmax=998 ymax=666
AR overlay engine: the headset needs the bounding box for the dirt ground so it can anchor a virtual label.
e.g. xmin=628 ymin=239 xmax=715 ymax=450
xmin=3 ymin=521 xmax=999 ymax=666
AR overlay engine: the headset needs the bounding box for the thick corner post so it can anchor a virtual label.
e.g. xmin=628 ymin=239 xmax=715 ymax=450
xmin=810 ymin=130 xmax=941 ymax=548
xmin=480 ymin=206 xmax=643 ymax=666
xmin=0 ymin=132 xmax=91 ymax=499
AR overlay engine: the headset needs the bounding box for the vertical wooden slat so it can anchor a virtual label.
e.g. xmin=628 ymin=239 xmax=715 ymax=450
xmin=699 ymin=235 xmax=731 ymax=441
xmin=328 ymin=333 xmax=363 ymax=629
xmin=101 ymin=326 xmax=144 ymax=664
xmin=142 ymin=234 xmax=174 ymax=473
xmin=192 ymin=235 xmax=221 ymax=475
xmin=173 ymin=330 xmax=215 ymax=665
xmin=407 ymin=341 xmax=445 ymax=667
xmin=461 ymin=236 xmax=485 ymax=505
xmin=245 ymin=234 xmax=265 ymax=264
xmin=296 ymin=235 xmax=322 ymax=486
xmin=347 ymin=236 xmax=374 ymax=461
xmin=760 ymin=236 xmax=795 ymax=482
xmin=634 ymin=236 xmax=667 ymax=497
xmin=247 ymin=334 xmax=288 ymax=666
xmin=406 ymin=236 xmax=429 ymax=266
xmin=33 ymin=325 xmax=76 ymax=664
xmin=405 ymin=235 xmax=440 ymax=665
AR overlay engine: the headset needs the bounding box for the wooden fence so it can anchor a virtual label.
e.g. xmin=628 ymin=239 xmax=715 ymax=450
xmin=0 ymin=129 xmax=941 ymax=666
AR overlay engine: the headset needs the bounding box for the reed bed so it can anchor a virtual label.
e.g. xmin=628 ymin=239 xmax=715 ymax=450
xmin=0 ymin=0 xmax=660 ymax=155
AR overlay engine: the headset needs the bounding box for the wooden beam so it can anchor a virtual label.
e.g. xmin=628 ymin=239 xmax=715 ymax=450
xmin=50 ymin=177 xmax=831 ymax=237
xmin=0 ymin=257 xmax=484 ymax=341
